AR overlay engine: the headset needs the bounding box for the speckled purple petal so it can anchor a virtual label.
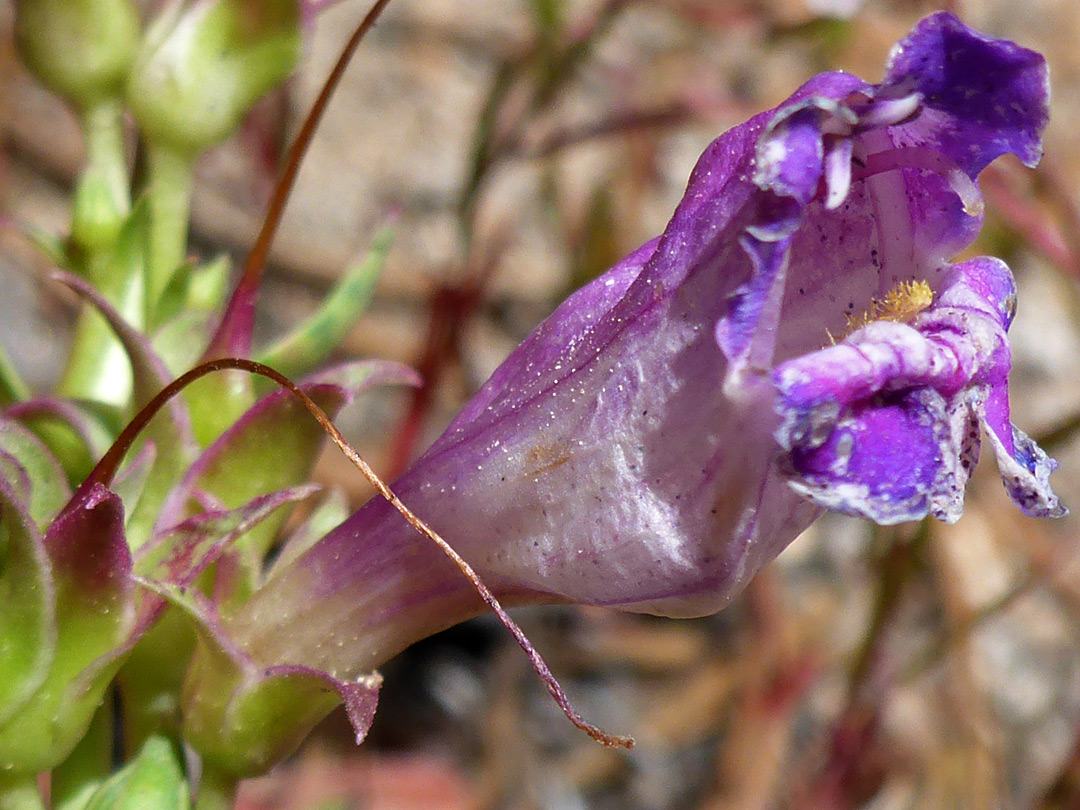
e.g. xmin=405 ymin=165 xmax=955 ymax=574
xmin=774 ymin=257 xmax=1064 ymax=522
xmin=882 ymin=12 xmax=1049 ymax=173
xmin=782 ymin=388 xmax=952 ymax=524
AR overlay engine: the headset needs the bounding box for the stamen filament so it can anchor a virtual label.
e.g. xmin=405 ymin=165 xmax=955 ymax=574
xmin=853 ymin=146 xmax=984 ymax=217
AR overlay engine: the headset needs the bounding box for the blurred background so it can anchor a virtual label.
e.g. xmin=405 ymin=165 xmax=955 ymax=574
xmin=4 ymin=0 xmax=1080 ymax=807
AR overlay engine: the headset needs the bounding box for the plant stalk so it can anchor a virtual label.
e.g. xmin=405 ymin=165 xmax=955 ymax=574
xmin=145 ymin=143 xmax=194 ymax=325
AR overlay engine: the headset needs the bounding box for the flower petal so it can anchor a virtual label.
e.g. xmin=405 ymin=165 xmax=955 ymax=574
xmin=882 ymin=12 xmax=1049 ymax=173
xmin=215 ymin=16 xmax=1059 ymax=687
xmin=774 ymin=256 xmax=1064 ymax=522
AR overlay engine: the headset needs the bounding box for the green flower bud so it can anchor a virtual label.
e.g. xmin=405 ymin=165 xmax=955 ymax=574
xmin=14 ymin=0 xmax=140 ymax=107
xmin=127 ymin=0 xmax=303 ymax=155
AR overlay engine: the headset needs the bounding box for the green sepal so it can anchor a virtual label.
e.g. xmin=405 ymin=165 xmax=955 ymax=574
xmin=120 ymin=486 xmax=315 ymax=746
xmin=184 ymin=647 xmax=341 ymax=778
xmin=83 ymin=736 xmax=189 ymax=810
xmin=0 ymin=419 xmax=71 ymax=528
xmin=143 ymin=582 xmax=356 ymax=778
xmin=0 ymin=487 xmax=134 ymax=773
xmin=254 ymin=222 xmax=394 ymax=380
xmin=0 ymin=479 xmax=56 ymax=729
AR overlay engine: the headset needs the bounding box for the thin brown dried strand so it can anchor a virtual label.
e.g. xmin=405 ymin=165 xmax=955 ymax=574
xmin=79 ymin=356 xmax=634 ymax=749
xmin=202 ymin=0 xmax=396 ymax=359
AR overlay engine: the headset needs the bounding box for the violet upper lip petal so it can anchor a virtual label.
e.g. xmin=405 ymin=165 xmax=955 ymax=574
xmin=222 ymin=13 xmax=1061 ymax=685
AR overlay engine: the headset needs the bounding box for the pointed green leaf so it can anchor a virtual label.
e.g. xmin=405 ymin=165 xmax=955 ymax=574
xmin=169 ymin=386 xmax=345 ymax=565
xmin=183 ymin=370 xmax=257 ymax=448
xmin=254 ymin=222 xmax=394 ymax=380
xmin=152 ymin=310 xmax=218 ymax=377
xmin=9 ymin=399 xmax=115 ymax=486
xmin=0 ymin=342 xmax=30 ymax=406
xmin=52 ymin=269 xmax=199 ymax=551
xmin=154 ymin=253 xmax=230 ymax=328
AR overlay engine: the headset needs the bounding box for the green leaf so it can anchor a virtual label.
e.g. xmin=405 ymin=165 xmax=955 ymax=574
xmin=183 ymin=370 xmax=257 ymax=448
xmin=0 ymin=343 xmax=30 ymax=407
xmin=152 ymin=311 xmax=219 ymax=377
xmin=174 ymin=361 xmax=417 ymax=567
xmin=154 ymin=253 xmax=231 ymax=329
xmin=254 ymin=222 xmax=394 ymax=380
xmin=52 ymin=269 xmax=199 ymax=552
xmin=11 ymin=402 xmax=115 ymax=486
xmin=175 ymin=386 xmax=346 ymax=567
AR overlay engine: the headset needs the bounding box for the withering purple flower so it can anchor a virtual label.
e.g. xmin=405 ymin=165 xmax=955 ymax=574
xmin=193 ymin=12 xmax=1062 ymax=750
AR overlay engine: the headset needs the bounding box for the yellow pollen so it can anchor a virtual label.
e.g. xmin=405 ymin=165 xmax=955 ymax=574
xmin=832 ymin=280 xmax=934 ymax=343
